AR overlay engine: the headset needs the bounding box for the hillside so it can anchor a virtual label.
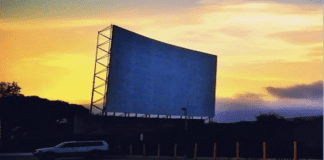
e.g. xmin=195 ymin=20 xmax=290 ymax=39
xmin=0 ymin=95 xmax=89 ymax=152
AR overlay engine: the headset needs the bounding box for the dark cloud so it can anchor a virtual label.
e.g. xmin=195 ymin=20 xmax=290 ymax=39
xmin=235 ymin=93 xmax=264 ymax=102
xmin=217 ymin=93 xmax=267 ymax=111
xmin=215 ymin=93 xmax=272 ymax=122
xmin=214 ymin=92 xmax=323 ymax=123
xmin=266 ymin=81 xmax=323 ymax=99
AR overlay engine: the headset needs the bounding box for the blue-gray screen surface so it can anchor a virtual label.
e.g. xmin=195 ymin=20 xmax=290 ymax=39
xmin=106 ymin=25 xmax=217 ymax=117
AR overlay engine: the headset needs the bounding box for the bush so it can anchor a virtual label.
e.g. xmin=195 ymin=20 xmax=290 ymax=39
xmin=254 ymin=112 xmax=286 ymax=123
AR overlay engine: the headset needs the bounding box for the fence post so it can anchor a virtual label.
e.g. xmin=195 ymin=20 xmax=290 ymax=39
xmin=236 ymin=142 xmax=239 ymax=160
xmin=213 ymin=142 xmax=217 ymax=159
xmin=174 ymin=143 xmax=177 ymax=158
xmin=194 ymin=143 xmax=198 ymax=159
xmin=130 ymin=144 xmax=132 ymax=157
xmin=263 ymin=141 xmax=267 ymax=160
xmin=158 ymin=143 xmax=160 ymax=158
xmin=293 ymin=141 xmax=297 ymax=160
xmin=143 ymin=143 xmax=145 ymax=156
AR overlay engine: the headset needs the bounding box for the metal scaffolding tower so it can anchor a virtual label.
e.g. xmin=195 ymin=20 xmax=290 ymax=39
xmin=90 ymin=25 xmax=112 ymax=115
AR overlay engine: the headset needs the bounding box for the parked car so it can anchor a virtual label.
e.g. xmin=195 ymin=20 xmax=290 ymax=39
xmin=33 ymin=140 xmax=109 ymax=160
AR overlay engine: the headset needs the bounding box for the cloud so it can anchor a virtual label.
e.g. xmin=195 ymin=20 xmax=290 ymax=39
xmin=303 ymin=46 xmax=323 ymax=58
xmin=215 ymin=93 xmax=271 ymax=122
xmin=266 ymin=81 xmax=323 ymax=99
xmin=268 ymin=30 xmax=322 ymax=45
xmin=305 ymin=51 xmax=323 ymax=57
xmin=22 ymin=52 xmax=91 ymax=68
xmin=217 ymin=93 xmax=269 ymax=111
xmin=199 ymin=0 xmax=322 ymax=15
xmin=215 ymin=92 xmax=323 ymax=123
xmin=198 ymin=0 xmax=323 ymax=5
xmin=218 ymin=26 xmax=253 ymax=38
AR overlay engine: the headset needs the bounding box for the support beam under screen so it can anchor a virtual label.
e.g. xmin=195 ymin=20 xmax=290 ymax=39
xmin=90 ymin=25 xmax=113 ymax=115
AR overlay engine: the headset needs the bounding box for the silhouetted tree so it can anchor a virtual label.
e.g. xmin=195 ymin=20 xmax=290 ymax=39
xmin=0 ymin=95 xmax=90 ymax=152
xmin=0 ymin=81 xmax=23 ymax=98
xmin=254 ymin=111 xmax=286 ymax=123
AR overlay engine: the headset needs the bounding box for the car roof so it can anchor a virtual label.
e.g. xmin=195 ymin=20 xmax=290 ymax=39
xmin=61 ymin=140 xmax=106 ymax=144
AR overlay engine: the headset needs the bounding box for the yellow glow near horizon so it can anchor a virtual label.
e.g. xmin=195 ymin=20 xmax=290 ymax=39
xmin=0 ymin=1 xmax=322 ymax=105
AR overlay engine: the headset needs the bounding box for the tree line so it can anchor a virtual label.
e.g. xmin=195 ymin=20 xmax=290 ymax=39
xmin=0 ymin=81 xmax=23 ymax=98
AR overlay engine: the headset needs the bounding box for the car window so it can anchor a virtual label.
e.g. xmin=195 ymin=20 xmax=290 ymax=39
xmin=61 ymin=143 xmax=72 ymax=148
xmin=59 ymin=141 xmax=104 ymax=148
xmin=77 ymin=142 xmax=103 ymax=147
xmin=61 ymin=143 xmax=79 ymax=148
xmin=74 ymin=142 xmax=87 ymax=147
xmin=88 ymin=142 xmax=104 ymax=146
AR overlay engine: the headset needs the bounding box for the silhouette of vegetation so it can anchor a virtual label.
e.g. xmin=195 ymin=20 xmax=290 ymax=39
xmin=0 ymin=81 xmax=23 ymax=98
xmin=254 ymin=111 xmax=286 ymax=123
xmin=0 ymin=95 xmax=89 ymax=152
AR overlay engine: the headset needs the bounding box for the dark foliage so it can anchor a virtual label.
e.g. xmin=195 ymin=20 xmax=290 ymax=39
xmin=0 ymin=95 xmax=89 ymax=152
xmin=0 ymin=95 xmax=89 ymax=119
xmin=0 ymin=81 xmax=23 ymax=98
xmin=254 ymin=111 xmax=286 ymax=123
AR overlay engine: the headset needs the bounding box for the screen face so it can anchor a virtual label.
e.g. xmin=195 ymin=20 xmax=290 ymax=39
xmin=105 ymin=25 xmax=217 ymax=117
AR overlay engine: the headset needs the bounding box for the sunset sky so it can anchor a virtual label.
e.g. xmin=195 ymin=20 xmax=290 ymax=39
xmin=1 ymin=0 xmax=322 ymax=122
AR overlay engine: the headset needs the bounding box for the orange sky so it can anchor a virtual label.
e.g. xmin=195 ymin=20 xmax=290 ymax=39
xmin=0 ymin=1 xmax=322 ymax=112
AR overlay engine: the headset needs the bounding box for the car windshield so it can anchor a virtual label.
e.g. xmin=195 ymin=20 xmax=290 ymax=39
xmin=55 ymin=143 xmax=65 ymax=147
